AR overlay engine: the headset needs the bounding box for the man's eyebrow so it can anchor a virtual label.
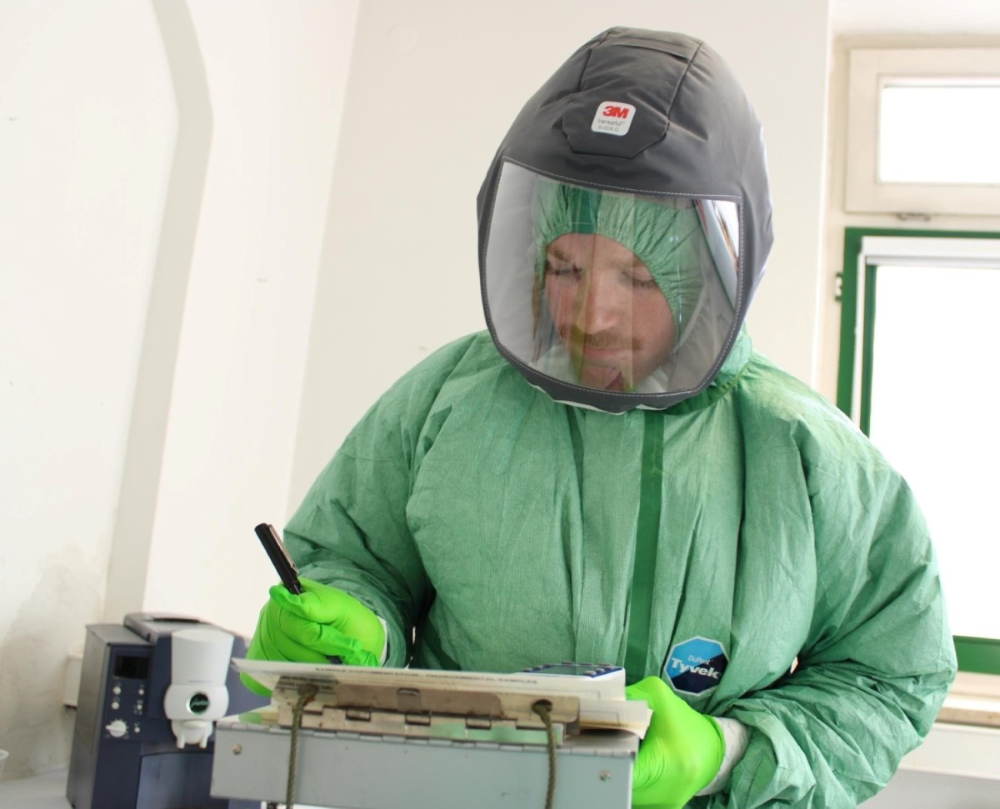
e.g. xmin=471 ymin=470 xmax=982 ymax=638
xmin=545 ymin=244 xmax=649 ymax=274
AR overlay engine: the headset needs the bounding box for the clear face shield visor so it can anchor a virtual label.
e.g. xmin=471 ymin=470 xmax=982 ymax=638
xmin=483 ymin=163 xmax=742 ymax=398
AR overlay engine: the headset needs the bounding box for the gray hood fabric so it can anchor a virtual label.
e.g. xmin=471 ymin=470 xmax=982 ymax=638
xmin=477 ymin=28 xmax=773 ymax=412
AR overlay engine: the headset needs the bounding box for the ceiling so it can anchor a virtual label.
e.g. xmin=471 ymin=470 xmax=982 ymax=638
xmin=831 ymin=0 xmax=1000 ymax=35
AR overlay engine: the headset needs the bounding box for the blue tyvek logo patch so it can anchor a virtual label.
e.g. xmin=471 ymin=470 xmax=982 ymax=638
xmin=664 ymin=636 xmax=728 ymax=695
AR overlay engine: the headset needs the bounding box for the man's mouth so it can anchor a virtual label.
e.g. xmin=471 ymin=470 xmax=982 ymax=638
xmin=579 ymin=344 xmax=626 ymax=363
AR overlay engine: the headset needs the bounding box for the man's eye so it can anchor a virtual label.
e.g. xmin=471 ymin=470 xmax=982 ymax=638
xmin=624 ymin=269 xmax=659 ymax=290
xmin=546 ymin=261 xmax=581 ymax=279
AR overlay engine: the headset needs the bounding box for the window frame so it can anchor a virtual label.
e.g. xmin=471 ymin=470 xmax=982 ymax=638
xmin=836 ymin=226 xmax=1000 ymax=674
xmin=845 ymin=47 xmax=1000 ymax=215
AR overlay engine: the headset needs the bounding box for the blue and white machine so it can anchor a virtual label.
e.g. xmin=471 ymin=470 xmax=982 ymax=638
xmin=67 ymin=613 xmax=265 ymax=809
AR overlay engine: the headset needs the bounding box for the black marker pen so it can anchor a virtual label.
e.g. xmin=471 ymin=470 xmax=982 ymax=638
xmin=254 ymin=522 xmax=304 ymax=595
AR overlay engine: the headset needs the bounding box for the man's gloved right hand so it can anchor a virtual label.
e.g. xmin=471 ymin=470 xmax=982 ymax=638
xmin=241 ymin=577 xmax=385 ymax=696
xmin=626 ymin=676 xmax=725 ymax=809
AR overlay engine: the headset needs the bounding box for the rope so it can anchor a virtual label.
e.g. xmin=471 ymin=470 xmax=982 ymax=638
xmin=531 ymin=701 xmax=558 ymax=809
xmin=286 ymin=683 xmax=319 ymax=808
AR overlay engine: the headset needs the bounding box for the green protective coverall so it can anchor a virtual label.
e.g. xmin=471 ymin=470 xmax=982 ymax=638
xmin=284 ymin=329 xmax=957 ymax=809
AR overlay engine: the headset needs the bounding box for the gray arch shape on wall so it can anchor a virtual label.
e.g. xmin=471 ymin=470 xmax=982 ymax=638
xmin=103 ymin=0 xmax=212 ymax=621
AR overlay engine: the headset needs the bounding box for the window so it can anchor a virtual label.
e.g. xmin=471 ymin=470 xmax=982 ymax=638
xmin=845 ymin=48 xmax=1000 ymax=215
xmin=837 ymin=229 xmax=1000 ymax=672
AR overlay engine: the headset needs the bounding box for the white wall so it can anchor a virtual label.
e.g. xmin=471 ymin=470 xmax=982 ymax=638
xmin=1 ymin=0 xmax=832 ymax=783
xmin=133 ymin=0 xmax=359 ymax=635
xmin=0 ymin=0 xmax=175 ymax=777
xmin=0 ymin=0 xmax=358 ymax=780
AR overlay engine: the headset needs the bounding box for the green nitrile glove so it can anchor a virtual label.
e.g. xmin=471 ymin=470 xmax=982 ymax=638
xmin=625 ymin=676 xmax=726 ymax=809
xmin=241 ymin=578 xmax=385 ymax=696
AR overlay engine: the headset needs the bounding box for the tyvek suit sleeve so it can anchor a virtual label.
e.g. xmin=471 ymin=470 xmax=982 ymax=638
xmin=281 ymin=338 xmax=477 ymax=668
xmin=703 ymin=426 xmax=957 ymax=808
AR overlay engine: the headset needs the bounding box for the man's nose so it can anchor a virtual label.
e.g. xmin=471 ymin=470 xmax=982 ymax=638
xmin=576 ymin=270 xmax=627 ymax=332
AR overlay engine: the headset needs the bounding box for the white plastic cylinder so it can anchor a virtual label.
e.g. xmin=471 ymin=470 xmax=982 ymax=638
xmin=163 ymin=628 xmax=234 ymax=748
xmin=170 ymin=628 xmax=234 ymax=684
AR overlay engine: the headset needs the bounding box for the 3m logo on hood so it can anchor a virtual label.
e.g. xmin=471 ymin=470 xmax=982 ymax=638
xmin=591 ymin=101 xmax=636 ymax=136
xmin=664 ymin=636 xmax=728 ymax=695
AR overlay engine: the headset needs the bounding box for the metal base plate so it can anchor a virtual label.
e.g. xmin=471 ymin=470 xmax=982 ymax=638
xmin=211 ymin=712 xmax=637 ymax=809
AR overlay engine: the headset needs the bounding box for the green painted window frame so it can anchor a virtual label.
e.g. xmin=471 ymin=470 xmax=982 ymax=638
xmin=836 ymin=226 xmax=1000 ymax=675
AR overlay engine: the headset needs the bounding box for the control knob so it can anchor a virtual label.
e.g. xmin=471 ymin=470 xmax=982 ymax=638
xmin=106 ymin=719 xmax=127 ymax=738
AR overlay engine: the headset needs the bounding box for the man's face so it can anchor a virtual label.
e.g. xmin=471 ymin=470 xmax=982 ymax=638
xmin=544 ymin=233 xmax=676 ymax=391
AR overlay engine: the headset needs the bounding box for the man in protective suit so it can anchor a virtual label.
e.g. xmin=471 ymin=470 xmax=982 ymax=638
xmin=244 ymin=28 xmax=956 ymax=808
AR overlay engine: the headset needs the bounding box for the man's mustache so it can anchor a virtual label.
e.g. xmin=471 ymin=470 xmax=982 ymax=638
xmin=560 ymin=326 xmax=640 ymax=350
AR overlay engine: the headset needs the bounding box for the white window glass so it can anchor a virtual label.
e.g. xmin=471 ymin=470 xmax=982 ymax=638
xmin=868 ymin=264 xmax=1000 ymax=640
xmin=879 ymin=83 xmax=1000 ymax=184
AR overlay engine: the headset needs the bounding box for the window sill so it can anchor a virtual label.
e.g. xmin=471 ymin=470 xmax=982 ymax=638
xmin=937 ymin=695 xmax=1000 ymax=729
xmin=934 ymin=672 xmax=1000 ymax=729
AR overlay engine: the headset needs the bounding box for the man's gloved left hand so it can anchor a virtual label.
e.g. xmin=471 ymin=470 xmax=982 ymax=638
xmin=625 ymin=676 xmax=726 ymax=809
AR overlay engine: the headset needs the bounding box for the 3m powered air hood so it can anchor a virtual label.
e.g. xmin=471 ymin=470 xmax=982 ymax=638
xmin=477 ymin=28 xmax=774 ymax=413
